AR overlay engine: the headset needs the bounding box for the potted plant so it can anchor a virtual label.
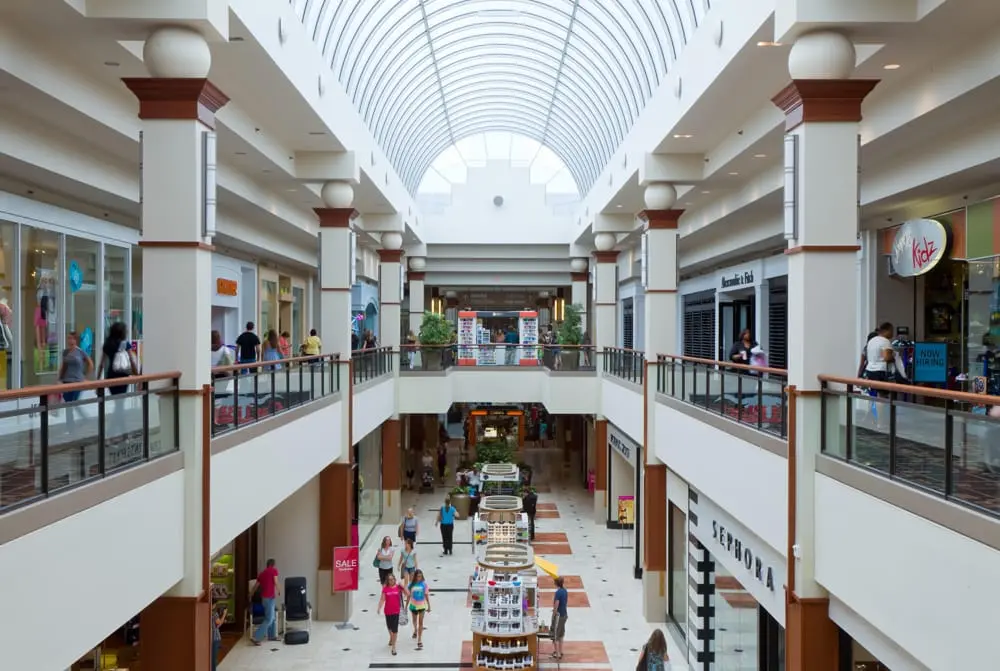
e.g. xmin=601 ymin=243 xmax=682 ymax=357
xmin=450 ymin=485 xmax=471 ymax=519
xmin=556 ymin=302 xmax=584 ymax=370
xmin=419 ymin=311 xmax=453 ymax=370
xmin=475 ymin=439 xmax=514 ymax=466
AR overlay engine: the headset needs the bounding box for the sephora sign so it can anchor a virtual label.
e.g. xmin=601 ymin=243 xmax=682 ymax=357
xmin=891 ymin=219 xmax=948 ymax=277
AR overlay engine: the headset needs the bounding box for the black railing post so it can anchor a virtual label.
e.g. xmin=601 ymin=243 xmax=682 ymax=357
xmin=780 ymin=381 xmax=788 ymax=439
xmin=888 ymin=391 xmax=897 ymax=476
xmin=253 ymin=369 xmax=260 ymax=422
xmin=845 ymin=384 xmax=854 ymax=462
xmin=737 ymin=374 xmax=743 ymax=424
xmin=232 ymin=372 xmax=240 ymax=431
xmin=310 ymin=360 xmax=316 ymax=400
xmin=670 ymin=358 xmax=676 ymax=396
xmin=40 ymin=395 xmax=50 ymax=493
xmin=720 ymin=367 xmax=727 ymax=418
xmin=142 ymin=382 xmax=150 ymax=460
xmin=703 ymin=365 xmax=710 ymax=410
xmin=173 ymin=378 xmax=180 ymax=447
xmin=756 ymin=378 xmax=764 ymax=431
xmin=96 ymin=388 xmax=107 ymax=474
xmin=944 ymin=399 xmax=954 ymax=497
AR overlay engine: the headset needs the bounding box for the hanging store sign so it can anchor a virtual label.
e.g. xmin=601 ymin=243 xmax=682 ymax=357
xmin=216 ymin=278 xmax=238 ymax=297
xmin=719 ymin=268 xmax=756 ymax=291
xmin=890 ymin=219 xmax=948 ymax=277
xmin=608 ymin=424 xmax=638 ymax=467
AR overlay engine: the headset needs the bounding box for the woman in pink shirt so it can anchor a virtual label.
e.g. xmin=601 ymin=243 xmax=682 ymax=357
xmin=377 ymin=573 xmax=408 ymax=656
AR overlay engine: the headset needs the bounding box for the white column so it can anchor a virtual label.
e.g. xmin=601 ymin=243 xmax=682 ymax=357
xmin=378 ymin=233 xmax=403 ymax=351
xmin=123 ymin=29 xmax=225 ymax=603
xmin=408 ymin=257 xmax=426 ymax=334
xmin=592 ymin=233 xmax=618 ymax=355
xmin=756 ymin=279 xmax=770 ymax=355
xmin=570 ymin=258 xmax=589 ymax=338
xmin=772 ymin=31 xmax=878 ymax=669
xmin=315 ymin=183 xmax=354 ymax=360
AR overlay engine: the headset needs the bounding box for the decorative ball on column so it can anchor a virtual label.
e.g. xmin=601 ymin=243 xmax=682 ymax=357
xmin=409 ymin=256 xmax=426 ymax=271
xmin=644 ymin=182 xmax=677 ymax=210
xmin=381 ymin=231 xmax=403 ymax=250
xmin=788 ymin=31 xmax=856 ymax=80
xmin=143 ymin=26 xmax=212 ymax=78
xmin=320 ymin=181 xmax=354 ymax=208
xmin=593 ymin=232 xmax=616 ymax=252
xmin=570 ymin=258 xmax=588 ymax=273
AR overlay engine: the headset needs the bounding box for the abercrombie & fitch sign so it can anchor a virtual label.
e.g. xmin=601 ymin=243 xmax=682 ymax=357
xmin=720 ymin=269 xmax=755 ymax=290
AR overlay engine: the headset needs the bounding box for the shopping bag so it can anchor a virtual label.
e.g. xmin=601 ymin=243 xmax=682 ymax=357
xmin=399 ymin=600 xmax=409 ymax=627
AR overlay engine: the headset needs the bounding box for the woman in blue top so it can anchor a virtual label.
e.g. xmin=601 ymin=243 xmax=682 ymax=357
xmin=436 ymin=495 xmax=458 ymax=556
xmin=406 ymin=569 xmax=431 ymax=650
xmin=397 ymin=537 xmax=418 ymax=586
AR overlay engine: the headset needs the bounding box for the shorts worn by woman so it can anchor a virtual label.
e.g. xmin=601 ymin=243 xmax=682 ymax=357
xmin=408 ymin=580 xmax=429 ymax=612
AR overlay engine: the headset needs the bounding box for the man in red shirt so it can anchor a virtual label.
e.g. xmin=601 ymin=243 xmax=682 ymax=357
xmin=251 ymin=559 xmax=280 ymax=644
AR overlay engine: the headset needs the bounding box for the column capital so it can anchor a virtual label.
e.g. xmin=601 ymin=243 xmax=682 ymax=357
xmin=378 ymin=248 xmax=404 ymax=263
xmin=122 ymin=78 xmax=228 ymax=129
xmin=639 ymin=209 xmax=685 ymax=229
xmin=408 ymin=271 xmax=426 ymax=281
xmin=570 ymin=272 xmax=589 ymax=282
xmin=314 ymin=207 xmax=357 ymax=228
xmin=772 ymin=79 xmax=879 ymax=132
xmin=593 ymin=250 xmax=619 ymax=263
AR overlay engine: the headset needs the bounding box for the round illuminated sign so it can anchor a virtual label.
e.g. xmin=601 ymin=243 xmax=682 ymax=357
xmin=890 ymin=219 xmax=948 ymax=277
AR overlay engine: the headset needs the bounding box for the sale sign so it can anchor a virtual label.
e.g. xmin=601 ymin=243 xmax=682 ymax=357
xmin=332 ymin=546 xmax=360 ymax=593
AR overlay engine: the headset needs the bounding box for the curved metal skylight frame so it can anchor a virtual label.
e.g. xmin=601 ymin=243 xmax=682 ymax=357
xmin=291 ymin=0 xmax=709 ymax=195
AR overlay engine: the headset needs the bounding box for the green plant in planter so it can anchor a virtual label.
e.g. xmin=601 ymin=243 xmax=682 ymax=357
xmin=419 ymin=311 xmax=453 ymax=345
xmin=475 ymin=439 xmax=514 ymax=465
xmin=556 ymin=303 xmax=584 ymax=345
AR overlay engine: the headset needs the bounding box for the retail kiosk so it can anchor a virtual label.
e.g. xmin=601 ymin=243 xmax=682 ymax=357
xmin=470 ymin=543 xmax=539 ymax=671
xmin=479 ymin=463 xmax=522 ymax=496
xmin=458 ymin=310 xmax=539 ymax=366
xmin=473 ymin=495 xmax=530 ymax=550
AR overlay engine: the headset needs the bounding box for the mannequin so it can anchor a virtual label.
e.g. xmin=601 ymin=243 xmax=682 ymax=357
xmin=0 ymin=296 xmax=10 ymax=390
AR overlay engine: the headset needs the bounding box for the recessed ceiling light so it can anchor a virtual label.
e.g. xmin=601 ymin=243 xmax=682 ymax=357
xmin=308 ymin=131 xmax=326 ymax=136
xmin=235 ymin=151 xmax=247 ymax=156
xmin=615 ymin=204 xmax=623 ymax=208
xmin=757 ymin=41 xmax=783 ymax=47
xmin=754 ymin=154 xmax=767 ymax=158
xmin=673 ymin=134 xmax=693 ymax=139
xmin=230 ymin=36 xmax=245 ymax=42
xmin=103 ymin=61 xmax=120 ymax=67
xmin=286 ymin=188 xmax=298 ymax=193
xmin=262 ymin=169 xmax=271 ymax=174
xmin=883 ymin=63 xmax=901 ymax=70
xmin=701 ymin=190 xmax=711 ymax=194
xmin=728 ymin=172 xmax=739 ymax=176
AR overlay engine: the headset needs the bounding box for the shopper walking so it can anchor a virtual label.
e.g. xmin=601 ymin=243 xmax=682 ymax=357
xmin=406 ymin=569 xmax=432 ymax=650
xmin=522 ymin=487 xmax=538 ymax=542
xmin=263 ymin=330 xmax=282 ymax=369
xmin=98 ymin=322 xmax=137 ymax=439
xmin=251 ymin=559 xmax=280 ymax=645
xmin=235 ymin=321 xmax=261 ymax=370
xmin=302 ymin=328 xmax=322 ymax=357
xmin=211 ymin=598 xmax=227 ymax=670
xmin=278 ymin=331 xmax=292 ymax=359
xmin=377 ymin=573 xmax=407 ymax=656
xmin=636 ymin=629 xmax=672 ymax=671
xmin=399 ymin=507 xmax=419 ymax=544
xmin=398 ymin=537 xmax=418 ymax=585
xmin=550 ymin=577 xmax=568 ymax=660
xmin=58 ymin=330 xmax=93 ymax=433
xmin=436 ymin=495 xmax=458 ymax=556
xmin=375 ymin=535 xmax=396 ymax=584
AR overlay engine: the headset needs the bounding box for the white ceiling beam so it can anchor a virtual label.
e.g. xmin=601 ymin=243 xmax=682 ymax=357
xmin=774 ymin=0 xmax=918 ymax=44
xmin=593 ymin=213 xmax=634 ymax=234
xmin=358 ymin=213 xmax=403 ymax=233
xmin=294 ymin=151 xmax=360 ymax=184
xmin=75 ymin=0 xmax=229 ymax=41
xmin=639 ymin=153 xmax=706 ymax=186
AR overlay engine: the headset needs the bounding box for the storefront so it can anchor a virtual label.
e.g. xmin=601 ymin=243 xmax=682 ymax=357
xmin=0 ymin=192 xmax=138 ymax=393
xmin=668 ymin=481 xmax=787 ymax=670
xmin=679 ymin=256 xmax=789 ymax=368
xmin=354 ymin=427 xmax=384 ymax=549
xmin=258 ymin=267 xmax=309 ymax=351
xmin=605 ymin=423 xmax=641 ymax=576
xmin=352 ymin=279 xmax=380 ymax=340
xmin=212 ymin=254 xmax=257 ymax=346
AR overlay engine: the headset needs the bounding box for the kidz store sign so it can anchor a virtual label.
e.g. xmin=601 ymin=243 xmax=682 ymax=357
xmin=608 ymin=425 xmax=638 ymax=467
xmin=891 ymin=219 xmax=948 ymax=277
xmin=689 ymin=488 xmax=786 ymax=625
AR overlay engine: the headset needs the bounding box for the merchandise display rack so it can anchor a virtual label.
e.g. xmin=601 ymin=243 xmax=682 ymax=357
xmin=210 ymin=554 xmax=236 ymax=623
xmin=480 ymin=464 xmax=521 ymax=496
xmin=470 ymin=543 xmax=539 ymax=671
xmin=473 ymin=495 xmax=529 ymax=549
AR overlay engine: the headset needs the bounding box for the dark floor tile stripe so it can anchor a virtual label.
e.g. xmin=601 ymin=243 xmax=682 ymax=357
xmin=369 ymin=663 xmax=472 ymax=669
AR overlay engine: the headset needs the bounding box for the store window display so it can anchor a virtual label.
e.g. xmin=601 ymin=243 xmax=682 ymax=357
xmin=22 ymin=227 xmax=60 ymax=386
xmin=0 ymin=222 xmax=15 ymax=390
xmin=105 ymin=244 xmax=128 ymax=346
xmin=66 ymin=236 xmax=99 ymax=360
xmin=355 ymin=430 xmax=384 ymax=548
xmin=260 ymin=279 xmax=277 ymax=337
xmin=131 ymin=245 xmax=143 ymax=342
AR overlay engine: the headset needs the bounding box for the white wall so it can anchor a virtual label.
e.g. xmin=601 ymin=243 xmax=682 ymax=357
xmin=601 ymin=379 xmax=644 ymax=448
xmin=0 ymin=471 xmax=186 ymax=671
xmin=419 ymin=161 xmax=575 ymax=244
xmin=814 ymin=474 xmax=1000 ymax=671
xmin=654 ymin=403 xmax=787 ymax=558
xmin=353 ymin=377 xmax=395 ymax=443
xmin=211 ymin=401 xmax=344 ymax=552
xmin=262 ymin=475 xmax=321 ymax=609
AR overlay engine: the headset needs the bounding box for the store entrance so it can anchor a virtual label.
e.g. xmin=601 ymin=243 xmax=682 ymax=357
xmin=719 ymin=295 xmax=755 ymax=360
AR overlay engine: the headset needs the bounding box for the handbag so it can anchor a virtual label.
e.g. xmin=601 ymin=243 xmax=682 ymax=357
xmin=111 ymin=342 xmax=133 ymax=375
xmin=398 ymin=595 xmax=409 ymax=626
xmin=372 ymin=553 xmax=381 ymax=569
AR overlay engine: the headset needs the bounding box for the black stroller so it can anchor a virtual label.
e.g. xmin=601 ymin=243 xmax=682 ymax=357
xmin=420 ymin=465 xmax=435 ymax=492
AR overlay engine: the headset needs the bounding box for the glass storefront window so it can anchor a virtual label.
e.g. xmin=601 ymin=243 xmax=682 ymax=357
xmin=966 ymin=259 xmax=999 ymax=390
xmin=355 ymin=430 xmax=383 ymax=547
xmin=292 ymin=286 xmax=304 ymax=350
xmin=22 ymin=227 xmax=60 ymax=386
xmin=668 ymin=503 xmax=687 ymax=643
xmin=66 ymin=236 xmax=99 ymax=361
xmin=131 ymin=246 xmax=143 ymax=342
xmin=105 ymin=244 xmax=128 ymax=348
xmin=261 ymin=279 xmax=277 ymax=336
xmin=0 ymin=222 xmax=15 ymax=390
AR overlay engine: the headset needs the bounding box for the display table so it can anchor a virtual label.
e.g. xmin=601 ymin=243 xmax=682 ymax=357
xmin=473 ymin=496 xmax=529 ymax=550
xmin=470 ymin=543 xmax=538 ymax=671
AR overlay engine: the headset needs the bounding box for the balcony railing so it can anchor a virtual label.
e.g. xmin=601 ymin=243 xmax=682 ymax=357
xmin=603 ymin=347 xmax=645 ymax=384
xmin=0 ymin=372 xmax=181 ymax=512
xmin=819 ymin=375 xmax=1000 ymax=518
xmin=656 ymin=355 xmax=788 ymax=438
xmin=398 ymin=344 xmax=598 ymax=372
xmin=211 ymin=354 xmax=340 ymax=437
xmin=352 ymin=347 xmax=394 ymax=384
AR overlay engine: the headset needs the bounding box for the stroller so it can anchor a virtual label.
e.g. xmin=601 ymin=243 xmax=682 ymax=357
xmin=420 ymin=465 xmax=435 ymax=492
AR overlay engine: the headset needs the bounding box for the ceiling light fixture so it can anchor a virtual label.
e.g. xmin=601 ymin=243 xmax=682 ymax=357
xmin=883 ymin=63 xmax=901 ymax=70
xmin=728 ymin=172 xmax=739 ymax=176
xmin=103 ymin=61 xmax=120 ymax=67
xmin=757 ymin=41 xmax=783 ymax=47
xmin=673 ymin=134 xmax=693 ymax=139
xmin=235 ymin=151 xmax=247 ymax=156
xmin=754 ymin=154 xmax=767 ymax=158
xmin=701 ymin=190 xmax=711 ymax=194
xmin=308 ymin=131 xmax=326 ymax=136
xmin=615 ymin=204 xmax=623 ymax=208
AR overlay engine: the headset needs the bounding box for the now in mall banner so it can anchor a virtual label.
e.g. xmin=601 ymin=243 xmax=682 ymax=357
xmin=332 ymin=546 xmax=359 ymax=592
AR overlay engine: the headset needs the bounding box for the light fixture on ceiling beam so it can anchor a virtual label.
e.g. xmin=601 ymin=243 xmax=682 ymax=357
xmin=615 ymin=204 xmax=623 ymax=208
xmin=673 ymin=134 xmax=693 ymax=139
xmin=883 ymin=63 xmax=901 ymax=70
xmin=553 ymin=296 xmax=565 ymax=322
xmin=753 ymin=154 xmax=767 ymax=159
xmin=103 ymin=61 xmax=120 ymax=67
xmin=728 ymin=172 xmax=739 ymax=176
xmin=757 ymin=41 xmax=783 ymax=47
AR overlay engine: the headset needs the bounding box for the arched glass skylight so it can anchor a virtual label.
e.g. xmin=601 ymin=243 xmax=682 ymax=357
xmin=289 ymin=0 xmax=711 ymax=196
xmin=417 ymin=132 xmax=579 ymax=197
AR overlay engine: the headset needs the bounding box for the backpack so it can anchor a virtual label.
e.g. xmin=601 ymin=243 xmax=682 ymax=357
xmin=111 ymin=341 xmax=132 ymax=375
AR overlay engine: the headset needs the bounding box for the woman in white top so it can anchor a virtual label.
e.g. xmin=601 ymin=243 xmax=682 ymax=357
xmin=863 ymin=322 xmax=908 ymax=386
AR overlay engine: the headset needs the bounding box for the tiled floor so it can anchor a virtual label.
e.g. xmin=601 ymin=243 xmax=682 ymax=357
xmin=220 ymin=449 xmax=688 ymax=671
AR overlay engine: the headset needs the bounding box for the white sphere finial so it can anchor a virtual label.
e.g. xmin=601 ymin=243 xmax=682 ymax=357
xmin=644 ymin=183 xmax=677 ymax=210
xmin=144 ymin=26 xmax=212 ymax=78
xmin=594 ymin=232 xmax=615 ymax=252
xmin=381 ymin=232 xmax=403 ymax=250
xmin=788 ymin=31 xmax=856 ymax=80
xmin=321 ymin=181 xmax=354 ymax=208
xmin=570 ymin=258 xmax=588 ymax=272
xmin=409 ymin=256 xmax=426 ymax=271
